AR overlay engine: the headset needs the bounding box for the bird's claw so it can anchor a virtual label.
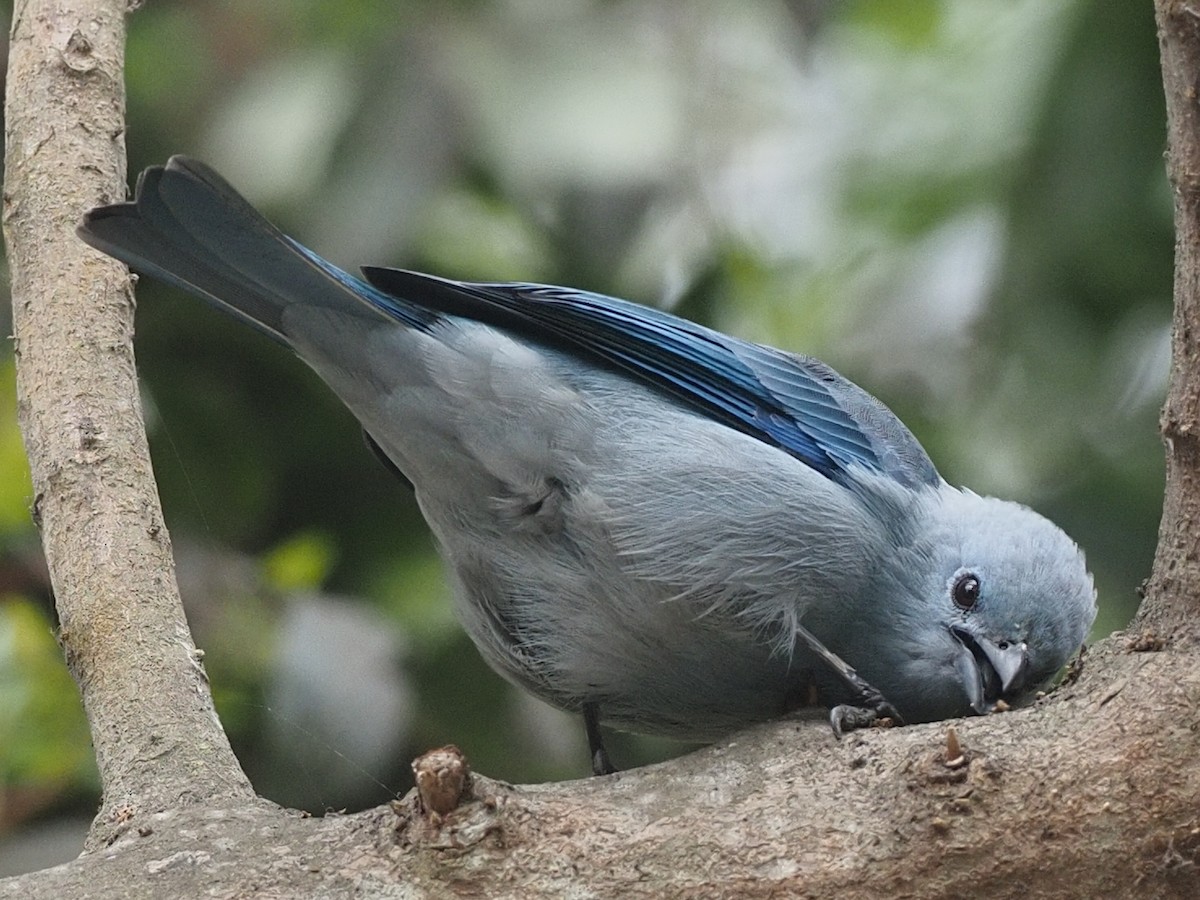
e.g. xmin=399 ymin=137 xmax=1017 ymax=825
xmin=583 ymin=701 xmax=617 ymax=775
xmin=791 ymin=623 xmax=904 ymax=738
xmin=591 ymin=746 xmax=616 ymax=776
xmin=829 ymin=691 xmax=903 ymax=739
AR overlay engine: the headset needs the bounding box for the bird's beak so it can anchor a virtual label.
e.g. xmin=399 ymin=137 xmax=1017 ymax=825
xmin=950 ymin=625 xmax=1029 ymax=714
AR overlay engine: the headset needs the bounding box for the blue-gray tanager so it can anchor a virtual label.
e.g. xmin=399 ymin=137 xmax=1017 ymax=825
xmin=78 ymin=158 xmax=1096 ymax=774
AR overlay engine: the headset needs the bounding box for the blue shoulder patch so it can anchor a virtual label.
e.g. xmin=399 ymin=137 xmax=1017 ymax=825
xmin=359 ymin=268 xmax=940 ymax=489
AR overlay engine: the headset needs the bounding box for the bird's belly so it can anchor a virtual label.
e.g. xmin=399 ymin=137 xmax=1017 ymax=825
xmin=442 ymin=548 xmax=826 ymax=742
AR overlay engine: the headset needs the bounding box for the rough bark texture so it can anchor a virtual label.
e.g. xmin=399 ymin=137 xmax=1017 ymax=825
xmin=2 ymin=0 xmax=1199 ymax=897
xmin=0 ymin=644 xmax=1196 ymax=899
xmin=2 ymin=0 xmax=252 ymax=846
xmin=1147 ymin=0 xmax=1200 ymax=636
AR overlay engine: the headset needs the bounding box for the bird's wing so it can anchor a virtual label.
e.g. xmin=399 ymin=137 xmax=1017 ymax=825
xmin=360 ymin=268 xmax=940 ymax=489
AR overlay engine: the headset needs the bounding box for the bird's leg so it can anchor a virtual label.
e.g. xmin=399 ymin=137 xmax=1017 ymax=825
xmin=583 ymin=701 xmax=616 ymax=775
xmin=792 ymin=624 xmax=904 ymax=737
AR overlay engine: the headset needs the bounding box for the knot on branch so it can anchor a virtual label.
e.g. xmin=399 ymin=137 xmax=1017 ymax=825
xmin=57 ymin=28 xmax=97 ymax=74
xmin=392 ymin=746 xmax=507 ymax=853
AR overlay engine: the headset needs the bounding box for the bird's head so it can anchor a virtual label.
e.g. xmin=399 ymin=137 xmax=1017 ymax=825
xmin=872 ymin=487 xmax=1097 ymax=724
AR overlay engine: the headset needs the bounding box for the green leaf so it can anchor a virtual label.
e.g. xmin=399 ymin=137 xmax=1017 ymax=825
xmin=0 ymin=597 xmax=96 ymax=787
xmin=0 ymin=358 xmax=34 ymax=538
xmin=842 ymin=0 xmax=943 ymax=49
xmin=263 ymin=530 xmax=337 ymax=592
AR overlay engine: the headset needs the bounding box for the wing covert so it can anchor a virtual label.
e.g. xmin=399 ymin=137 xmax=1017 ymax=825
xmin=360 ymin=267 xmax=940 ymax=488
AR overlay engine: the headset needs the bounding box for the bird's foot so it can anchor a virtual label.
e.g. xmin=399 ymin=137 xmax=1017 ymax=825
xmin=583 ymin=701 xmax=617 ymax=775
xmin=591 ymin=745 xmax=616 ymax=777
xmin=829 ymin=686 xmax=903 ymax=738
xmin=790 ymin=623 xmax=904 ymax=737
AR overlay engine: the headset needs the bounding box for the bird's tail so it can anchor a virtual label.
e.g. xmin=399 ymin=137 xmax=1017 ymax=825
xmin=77 ymin=156 xmax=423 ymax=345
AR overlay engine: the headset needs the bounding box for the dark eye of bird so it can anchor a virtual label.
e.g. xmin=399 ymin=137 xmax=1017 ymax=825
xmin=952 ymin=573 xmax=981 ymax=610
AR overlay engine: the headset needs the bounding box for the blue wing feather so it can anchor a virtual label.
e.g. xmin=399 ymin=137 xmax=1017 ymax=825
xmin=360 ymin=267 xmax=941 ymax=489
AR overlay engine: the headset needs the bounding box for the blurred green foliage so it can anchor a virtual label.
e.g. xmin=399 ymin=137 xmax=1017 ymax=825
xmin=263 ymin=531 xmax=337 ymax=593
xmin=0 ymin=599 xmax=96 ymax=788
xmin=0 ymin=360 xmax=31 ymax=538
xmin=0 ymin=0 xmax=1171 ymax=841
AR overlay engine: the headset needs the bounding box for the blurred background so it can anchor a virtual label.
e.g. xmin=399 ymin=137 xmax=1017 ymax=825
xmin=0 ymin=0 xmax=1169 ymax=875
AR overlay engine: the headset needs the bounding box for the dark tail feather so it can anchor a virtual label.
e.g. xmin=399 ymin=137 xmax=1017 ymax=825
xmin=77 ymin=157 xmax=419 ymax=344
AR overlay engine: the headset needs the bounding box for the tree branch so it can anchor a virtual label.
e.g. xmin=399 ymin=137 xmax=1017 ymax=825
xmin=2 ymin=0 xmax=252 ymax=847
xmin=0 ymin=639 xmax=1197 ymax=898
xmin=1147 ymin=0 xmax=1200 ymax=635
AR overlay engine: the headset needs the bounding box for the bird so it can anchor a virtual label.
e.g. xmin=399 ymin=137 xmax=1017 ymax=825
xmin=78 ymin=157 xmax=1097 ymax=775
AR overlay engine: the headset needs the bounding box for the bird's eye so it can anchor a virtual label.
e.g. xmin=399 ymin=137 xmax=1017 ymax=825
xmin=952 ymin=572 xmax=981 ymax=610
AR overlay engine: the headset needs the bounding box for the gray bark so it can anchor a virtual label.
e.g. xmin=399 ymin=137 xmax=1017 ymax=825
xmin=2 ymin=0 xmax=253 ymax=848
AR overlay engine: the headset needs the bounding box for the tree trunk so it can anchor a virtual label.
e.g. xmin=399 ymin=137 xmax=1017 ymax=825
xmin=1 ymin=1 xmax=1197 ymax=897
xmin=1146 ymin=0 xmax=1200 ymax=635
xmin=2 ymin=0 xmax=253 ymax=847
